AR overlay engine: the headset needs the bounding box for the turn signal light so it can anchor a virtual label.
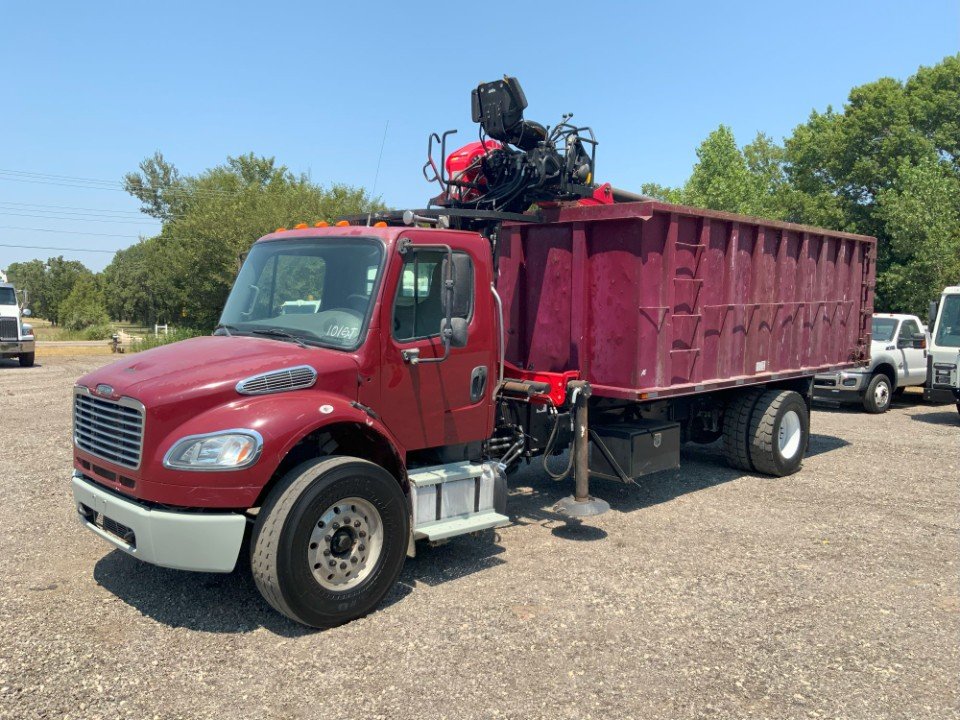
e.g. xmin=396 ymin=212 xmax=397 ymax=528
xmin=335 ymin=220 xmax=350 ymax=227
xmin=314 ymin=221 xmax=329 ymax=228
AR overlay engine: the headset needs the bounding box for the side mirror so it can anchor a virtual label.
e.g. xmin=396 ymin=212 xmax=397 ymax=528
xmin=21 ymin=308 xmax=31 ymax=317
xmin=441 ymin=317 xmax=469 ymax=349
xmin=929 ymin=300 xmax=939 ymax=328
xmin=441 ymin=254 xmax=473 ymax=318
xmin=912 ymin=332 xmax=927 ymax=350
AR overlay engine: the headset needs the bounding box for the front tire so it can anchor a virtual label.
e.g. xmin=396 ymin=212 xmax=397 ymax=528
xmin=747 ymin=390 xmax=809 ymax=477
xmin=863 ymin=374 xmax=892 ymax=414
xmin=251 ymin=456 xmax=409 ymax=628
xmin=19 ymin=352 xmax=34 ymax=367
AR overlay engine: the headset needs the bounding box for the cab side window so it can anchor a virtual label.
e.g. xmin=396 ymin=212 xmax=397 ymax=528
xmin=898 ymin=319 xmax=920 ymax=344
xmin=392 ymin=251 xmax=473 ymax=342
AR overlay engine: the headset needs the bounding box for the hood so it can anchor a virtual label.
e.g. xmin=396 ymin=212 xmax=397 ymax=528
xmin=0 ymin=305 xmax=20 ymax=319
xmin=77 ymin=335 xmax=361 ymax=411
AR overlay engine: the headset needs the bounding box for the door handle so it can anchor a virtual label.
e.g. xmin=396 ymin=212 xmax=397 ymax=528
xmin=470 ymin=365 xmax=488 ymax=403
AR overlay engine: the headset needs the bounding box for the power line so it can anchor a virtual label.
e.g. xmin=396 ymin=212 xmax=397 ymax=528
xmin=0 ymin=225 xmax=141 ymax=238
xmin=0 ymin=211 xmax=161 ymax=225
xmin=0 ymin=201 xmax=151 ymax=216
xmin=0 ymin=242 xmax=119 ymax=254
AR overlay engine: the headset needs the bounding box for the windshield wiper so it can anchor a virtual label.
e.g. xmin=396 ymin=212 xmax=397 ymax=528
xmin=214 ymin=323 xmax=240 ymax=336
xmin=249 ymin=327 xmax=311 ymax=348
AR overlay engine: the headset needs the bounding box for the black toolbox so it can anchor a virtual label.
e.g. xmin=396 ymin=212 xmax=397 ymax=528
xmin=589 ymin=420 xmax=680 ymax=481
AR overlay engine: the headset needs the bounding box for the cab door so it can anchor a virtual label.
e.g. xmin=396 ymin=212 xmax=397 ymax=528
xmin=377 ymin=232 xmax=496 ymax=452
xmin=897 ymin=318 xmax=927 ymax=385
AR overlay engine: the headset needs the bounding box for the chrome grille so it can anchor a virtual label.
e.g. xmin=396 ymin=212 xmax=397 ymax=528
xmin=73 ymin=388 xmax=145 ymax=469
xmin=236 ymin=365 xmax=317 ymax=395
xmin=0 ymin=317 xmax=17 ymax=341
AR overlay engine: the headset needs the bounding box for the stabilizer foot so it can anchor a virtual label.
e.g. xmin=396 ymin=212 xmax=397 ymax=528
xmin=555 ymin=495 xmax=610 ymax=519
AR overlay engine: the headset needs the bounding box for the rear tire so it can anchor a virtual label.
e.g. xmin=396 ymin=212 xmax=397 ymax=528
xmin=748 ymin=390 xmax=809 ymax=477
xmin=18 ymin=352 xmax=34 ymax=367
xmin=722 ymin=389 xmax=764 ymax=471
xmin=863 ymin=374 xmax=892 ymax=414
xmin=251 ymin=456 xmax=409 ymax=628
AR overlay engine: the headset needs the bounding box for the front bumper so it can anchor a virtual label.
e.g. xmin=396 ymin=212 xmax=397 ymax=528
xmin=72 ymin=473 xmax=247 ymax=573
xmin=813 ymin=370 xmax=867 ymax=400
xmin=0 ymin=338 xmax=34 ymax=356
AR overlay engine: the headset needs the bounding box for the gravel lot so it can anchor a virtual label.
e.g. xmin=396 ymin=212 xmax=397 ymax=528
xmin=1 ymin=355 xmax=957 ymax=720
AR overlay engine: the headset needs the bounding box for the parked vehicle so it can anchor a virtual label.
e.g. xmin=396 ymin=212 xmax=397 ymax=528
xmin=813 ymin=313 xmax=927 ymax=413
xmin=0 ymin=282 xmax=35 ymax=367
xmin=69 ymin=78 xmax=876 ymax=627
xmin=924 ymin=285 xmax=960 ymax=417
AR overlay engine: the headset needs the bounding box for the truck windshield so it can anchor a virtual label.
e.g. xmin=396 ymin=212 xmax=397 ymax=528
xmin=934 ymin=294 xmax=960 ymax=348
xmin=219 ymin=238 xmax=383 ymax=350
xmin=871 ymin=317 xmax=898 ymax=343
xmin=0 ymin=287 xmax=16 ymax=305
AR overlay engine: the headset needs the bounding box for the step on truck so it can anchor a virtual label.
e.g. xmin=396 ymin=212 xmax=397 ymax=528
xmin=925 ymin=285 xmax=960 ymax=418
xmin=70 ymin=77 xmax=876 ymax=627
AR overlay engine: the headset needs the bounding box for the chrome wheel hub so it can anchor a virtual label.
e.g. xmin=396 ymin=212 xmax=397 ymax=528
xmin=875 ymin=382 xmax=890 ymax=407
xmin=308 ymin=497 xmax=383 ymax=591
xmin=778 ymin=410 xmax=802 ymax=460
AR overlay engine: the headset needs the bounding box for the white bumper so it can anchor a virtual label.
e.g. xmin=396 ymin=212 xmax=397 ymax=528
xmin=72 ymin=473 xmax=247 ymax=573
xmin=813 ymin=369 xmax=868 ymax=394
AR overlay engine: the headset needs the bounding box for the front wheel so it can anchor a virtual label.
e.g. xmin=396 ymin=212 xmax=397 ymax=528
xmin=251 ymin=456 xmax=409 ymax=628
xmin=863 ymin=374 xmax=892 ymax=414
xmin=19 ymin=352 xmax=34 ymax=367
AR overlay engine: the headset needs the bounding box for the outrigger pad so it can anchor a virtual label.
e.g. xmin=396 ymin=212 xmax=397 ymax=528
xmin=554 ymin=495 xmax=610 ymax=519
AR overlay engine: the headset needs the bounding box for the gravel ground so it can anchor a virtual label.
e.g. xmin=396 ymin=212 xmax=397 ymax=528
xmin=1 ymin=355 xmax=957 ymax=720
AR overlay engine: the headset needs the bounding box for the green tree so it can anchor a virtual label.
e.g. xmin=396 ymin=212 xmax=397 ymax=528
xmin=5 ymin=259 xmax=47 ymax=315
xmin=876 ymin=157 xmax=960 ymax=314
xmin=681 ymin=125 xmax=755 ymax=214
xmin=115 ymin=152 xmax=384 ymax=330
xmin=59 ymin=274 xmax=109 ymax=330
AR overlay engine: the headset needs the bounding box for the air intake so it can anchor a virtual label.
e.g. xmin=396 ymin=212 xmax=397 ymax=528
xmin=236 ymin=365 xmax=317 ymax=395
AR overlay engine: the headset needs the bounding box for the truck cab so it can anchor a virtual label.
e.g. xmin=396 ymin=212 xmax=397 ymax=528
xmin=924 ymin=286 xmax=960 ymax=418
xmin=813 ymin=313 xmax=927 ymax=413
xmin=0 ymin=282 xmax=35 ymax=367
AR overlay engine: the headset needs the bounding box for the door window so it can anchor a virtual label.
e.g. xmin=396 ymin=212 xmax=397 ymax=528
xmin=392 ymin=251 xmax=473 ymax=342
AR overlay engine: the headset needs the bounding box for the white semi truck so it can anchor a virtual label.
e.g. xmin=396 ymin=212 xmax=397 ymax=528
xmin=0 ymin=281 xmax=35 ymax=367
xmin=925 ymin=285 xmax=960 ymax=418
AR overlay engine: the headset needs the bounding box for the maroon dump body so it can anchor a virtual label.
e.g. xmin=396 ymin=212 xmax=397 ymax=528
xmin=498 ymin=201 xmax=876 ymax=401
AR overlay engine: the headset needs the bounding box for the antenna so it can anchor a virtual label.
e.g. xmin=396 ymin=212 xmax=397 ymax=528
xmin=367 ymin=121 xmax=389 ymax=226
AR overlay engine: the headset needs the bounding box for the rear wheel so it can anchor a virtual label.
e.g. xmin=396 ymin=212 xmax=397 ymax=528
xmin=722 ymin=389 xmax=764 ymax=471
xmin=748 ymin=390 xmax=809 ymax=477
xmin=863 ymin=374 xmax=892 ymax=414
xmin=18 ymin=352 xmax=34 ymax=367
xmin=251 ymin=456 xmax=409 ymax=628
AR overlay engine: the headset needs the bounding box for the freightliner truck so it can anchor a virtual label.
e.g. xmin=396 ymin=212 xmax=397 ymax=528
xmin=70 ymin=78 xmax=876 ymax=627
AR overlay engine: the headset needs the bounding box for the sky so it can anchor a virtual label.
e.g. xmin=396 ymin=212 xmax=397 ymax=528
xmin=1 ymin=0 xmax=958 ymax=273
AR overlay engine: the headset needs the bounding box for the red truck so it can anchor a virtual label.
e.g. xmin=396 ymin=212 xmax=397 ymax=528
xmin=71 ymin=78 xmax=876 ymax=627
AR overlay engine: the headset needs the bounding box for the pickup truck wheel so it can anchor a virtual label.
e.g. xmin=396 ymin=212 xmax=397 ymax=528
xmin=18 ymin=352 xmax=34 ymax=367
xmin=863 ymin=374 xmax=892 ymax=414
xmin=251 ymin=456 xmax=409 ymax=628
xmin=748 ymin=390 xmax=809 ymax=477
xmin=722 ymin=389 xmax=764 ymax=471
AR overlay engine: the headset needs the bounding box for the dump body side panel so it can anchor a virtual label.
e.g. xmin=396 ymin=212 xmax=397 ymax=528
xmin=498 ymin=201 xmax=876 ymax=401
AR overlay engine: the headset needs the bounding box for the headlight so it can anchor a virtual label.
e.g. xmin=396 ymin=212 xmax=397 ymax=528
xmin=21 ymin=324 xmax=33 ymax=337
xmin=163 ymin=430 xmax=263 ymax=471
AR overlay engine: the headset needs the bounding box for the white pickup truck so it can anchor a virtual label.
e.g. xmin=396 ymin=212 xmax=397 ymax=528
xmin=924 ymin=286 xmax=960 ymax=418
xmin=0 ymin=282 xmax=35 ymax=367
xmin=814 ymin=313 xmax=928 ymax=413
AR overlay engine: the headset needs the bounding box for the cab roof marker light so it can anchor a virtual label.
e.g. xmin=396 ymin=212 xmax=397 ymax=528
xmin=314 ymin=221 xmax=329 ymax=227
xmin=294 ymin=223 xmax=308 ymax=229
xmin=275 ymin=227 xmax=287 ymax=232
xmin=335 ymin=220 xmax=350 ymax=227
